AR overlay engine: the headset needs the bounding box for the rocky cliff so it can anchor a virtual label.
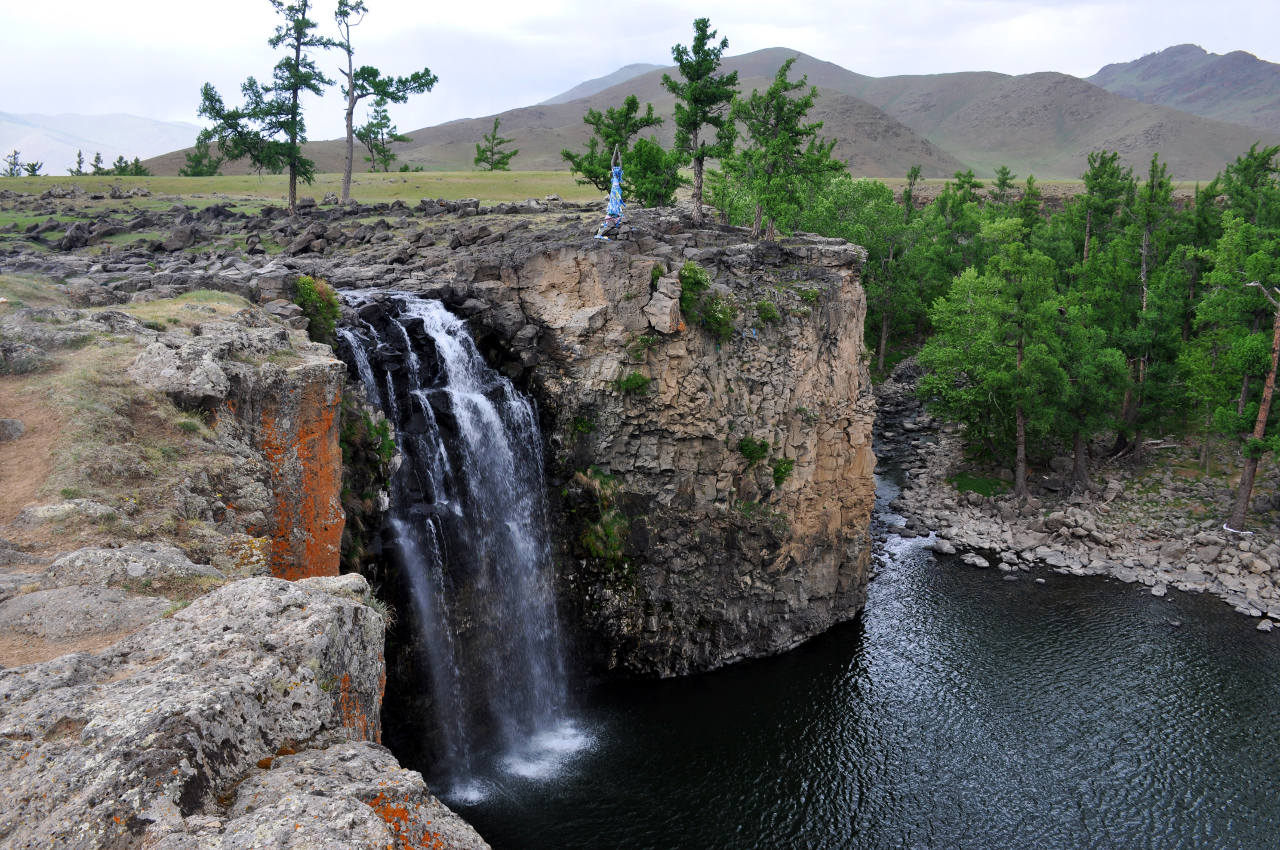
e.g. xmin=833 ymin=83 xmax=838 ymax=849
xmin=338 ymin=208 xmax=877 ymax=676
xmin=0 ymin=188 xmax=876 ymax=846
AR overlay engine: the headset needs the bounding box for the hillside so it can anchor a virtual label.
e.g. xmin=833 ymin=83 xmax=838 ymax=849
xmin=147 ymin=48 xmax=963 ymax=180
xmin=145 ymin=46 xmax=1280 ymax=182
xmin=1089 ymin=45 xmax=1280 ymax=134
xmin=1 ymin=113 xmax=201 ymax=175
xmin=836 ymin=69 xmax=1280 ymax=180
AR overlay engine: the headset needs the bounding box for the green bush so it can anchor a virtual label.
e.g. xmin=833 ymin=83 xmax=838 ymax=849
xmin=626 ymin=333 xmax=661 ymax=360
xmin=615 ymin=371 xmax=651 ymax=394
xmin=678 ymin=261 xmax=711 ymax=314
xmin=737 ymin=436 xmax=770 ymax=465
xmin=650 ymin=263 xmax=664 ymax=289
xmin=294 ymin=274 xmax=341 ymax=346
xmin=700 ymin=293 xmax=736 ymax=341
xmin=755 ymin=299 xmax=781 ymax=324
xmin=771 ymin=457 xmax=795 ymax=487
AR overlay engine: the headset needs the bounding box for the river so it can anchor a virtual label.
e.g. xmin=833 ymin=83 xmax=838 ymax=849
xmin=449 ymin=471 xmax=1280 ymax=849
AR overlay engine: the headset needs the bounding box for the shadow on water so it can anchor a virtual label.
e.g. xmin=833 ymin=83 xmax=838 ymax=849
xmin=453 ymin=466 xmax=1280 ymax=850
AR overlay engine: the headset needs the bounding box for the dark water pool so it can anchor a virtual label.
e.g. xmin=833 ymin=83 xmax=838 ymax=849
xmin=449 ymin=479 xmax=1280 ymax=849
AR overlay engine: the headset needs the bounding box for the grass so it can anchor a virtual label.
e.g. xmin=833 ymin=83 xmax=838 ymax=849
xmin=0 ymin=273 xmax=69 ymax=311
xmin=948 ymin=472 xmax=1010 ymax=497
xmin=0 ymin=171 xmax=603 ymax=205
xmin=116 ymin=289 xmax=252 ymax=329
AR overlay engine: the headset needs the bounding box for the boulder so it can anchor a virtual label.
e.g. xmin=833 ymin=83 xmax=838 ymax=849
xmin=0 ymin=575 xmax=416 ymax=848
xmin=47 ymin=543 xmax=225 ymax=594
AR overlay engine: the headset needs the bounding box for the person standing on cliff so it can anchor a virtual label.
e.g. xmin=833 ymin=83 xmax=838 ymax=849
xmin=594 ymin=145 xmax=625 ymax=240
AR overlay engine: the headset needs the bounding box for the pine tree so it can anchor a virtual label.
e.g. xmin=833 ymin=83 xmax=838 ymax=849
xmin=22 ymin=161 xmax=43 ymax=176
xmin=561 ymin=95 xmax=662 ymax=190
xmin=198 ymin=0 xmax=335 ymax=212
xmin=69 ymin=150 xmax=85 ymax=176
xmin=726 ymin=57 xmax=840 ymax=239
xmin=474 ymin=117 xmax=518 ymax=171
xmin=919 ymin=219 xmax=1069 ymax=497
xmin=2 ymin=150 xmax=19 ymax=177
xmin=90 ymin=152 xmax=107 ymax=175
xmin=356 ymin=97 xmax=411 ymax=172
xmin=662 ymin=18 xmax=739 ymax=225
xmin=334 ymin=0 xmax=436 ymax=202
xmin=179 ymin=138 xmax=225 ymax=176
xmin=989 ymin=165 xmax=1018 ymax=205
xmin=625 ymin=137 xmax=686 ymax=207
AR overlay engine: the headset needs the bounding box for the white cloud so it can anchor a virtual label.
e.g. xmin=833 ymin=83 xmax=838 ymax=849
xmin=1 ymin=0 xmax=1278 ymax=145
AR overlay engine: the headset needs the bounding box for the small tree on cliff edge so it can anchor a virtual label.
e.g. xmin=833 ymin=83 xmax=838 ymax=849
xmin=198 ymin=0 xmax=334 ymax=212
xmin=662 ymin=17 xmax=738 ymax=226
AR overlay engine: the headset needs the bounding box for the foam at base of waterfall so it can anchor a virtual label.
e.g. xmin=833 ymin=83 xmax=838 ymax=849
xmin=499 ymin=719 xmax=595 ymax=780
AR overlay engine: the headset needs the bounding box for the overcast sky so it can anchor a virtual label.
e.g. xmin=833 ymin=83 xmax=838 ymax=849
xmin=3 ymin=0 xmax=1277 ymax=140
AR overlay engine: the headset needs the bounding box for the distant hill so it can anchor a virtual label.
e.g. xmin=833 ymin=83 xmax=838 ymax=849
xmin=1 ymin=113 xmax=201 ymax=175
xmin=1088 ymin=44 xmax=1280 ymax=134
xmin=148 ymin=49 xmax=964 ymax=180
xmin=838 ymin=69 xmax=1280 ymax=180
xmin=540 ymin=63 xmax=664 ymax=105
xmin=144 ymin=46 xmax=1280 ymax=182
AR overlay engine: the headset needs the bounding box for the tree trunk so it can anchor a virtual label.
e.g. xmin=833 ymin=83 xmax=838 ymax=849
xmin=877 ymin=312 xmax=890 ymax=374
xmin=342 ymin=65 xmax=356 ymax=203
xmin=1227 ymin=299 xmax=1280 ymax=530
xmin=751 ymin=203 xmax=763 ymax=240
xmin=287 ymin=35 xmax=302 ymax=213
xmin=1082 ymin=208 xmax=1092 ymax=263
xmin=692 ymin=151 xmax=705 ymax=226
xmin=1014 ymin=404 xmax=1028 ymax=499
xmin=1014 ymin=335 xmax=1028 ymax=498
xmin=1237 ymin=314 xmax=1262 ymax=414
xmin=1072 ymin=429 xmax=1090 ymax=492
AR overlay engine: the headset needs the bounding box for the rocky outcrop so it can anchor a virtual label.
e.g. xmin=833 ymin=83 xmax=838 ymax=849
xmin=342 ymin=210 xmax=877 ymax=676
xmin=0 ymin=573 xmax=487 ymax=849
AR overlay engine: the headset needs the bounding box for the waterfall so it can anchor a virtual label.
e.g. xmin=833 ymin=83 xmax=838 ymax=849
xmin=338 ymin=293 xmax=578 ymax=794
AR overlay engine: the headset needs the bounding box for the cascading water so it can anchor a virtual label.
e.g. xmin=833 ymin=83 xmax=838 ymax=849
xmin=338 ymin=292 xmax=582 ymax=796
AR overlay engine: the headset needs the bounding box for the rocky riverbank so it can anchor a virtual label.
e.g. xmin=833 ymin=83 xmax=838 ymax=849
xmin=875 ymin=359 xmax=1280 ymax=630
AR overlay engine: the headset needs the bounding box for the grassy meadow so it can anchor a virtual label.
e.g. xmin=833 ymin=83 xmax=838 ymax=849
xmin=0 ymin=171 xmax=605 ymax=206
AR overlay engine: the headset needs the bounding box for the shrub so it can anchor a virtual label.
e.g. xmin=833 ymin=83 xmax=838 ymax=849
xmin=700 ymin=293 xmax=736 ymax=342
xmin=626 ymin=334 xmax=661 ymax=360
xmin=650 ymin=263 xmax=665 ymax=289
xmin=294 ymin=275 xmax=341 ymax=346
xmin=615 ymin=371 xmax=651 ymax=394
xmin=755 ymin=299 xmax=781 ymax=324
xmin=678 ymin=261 xmax=710 ymax=314
xmin=771 ymin=457 xmax=795 ymax=487
xmin=737 ymin=436 xmax=770 ymax=465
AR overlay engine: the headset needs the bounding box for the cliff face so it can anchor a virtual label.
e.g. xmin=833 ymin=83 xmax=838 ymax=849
xmin=349 ymin=209 xmax=877 ymax=676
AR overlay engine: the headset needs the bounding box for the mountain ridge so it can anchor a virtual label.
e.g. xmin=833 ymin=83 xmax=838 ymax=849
xmin=1088 ymin=44 xmax=1280 ymax=134
xmin=140 ymin=45 xmax=1280 ymax=181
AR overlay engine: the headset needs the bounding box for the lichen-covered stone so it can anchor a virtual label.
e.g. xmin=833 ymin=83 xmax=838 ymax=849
xmin=0 ymin=575 xmax=405 ymax=849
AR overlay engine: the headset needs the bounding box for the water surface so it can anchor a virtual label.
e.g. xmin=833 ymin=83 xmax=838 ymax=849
xmin=452 ymin=477 xmax=1280 ymax=849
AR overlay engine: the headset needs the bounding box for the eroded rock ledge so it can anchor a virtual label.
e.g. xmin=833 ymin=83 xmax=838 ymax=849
xmin=0 ymin=573 xmax=487 ymax=849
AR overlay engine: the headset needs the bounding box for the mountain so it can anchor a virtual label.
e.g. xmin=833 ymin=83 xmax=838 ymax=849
xmin=540 ymin=63 xmax=664 ymax=105
xmin=1 ymin=113 xmax=202 ymax=175
xmin=1089 ymin=45 xmax=1280 ymax=134
xmin=144 ymin=46 xmax=1280 ymax=181
xmin=836 ymin=69 xmax=1280 ymax=180
xmin=146 ymin=48 xmax=965 ymax=179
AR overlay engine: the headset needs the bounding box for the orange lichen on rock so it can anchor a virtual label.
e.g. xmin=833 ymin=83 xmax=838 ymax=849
xmin=250 ymin=370 xmax=346 ymax=580
xmin=338 ymin=672 xmax=381 ymax=743
xmin=367 ymin=793 xmax=447 ymax=850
